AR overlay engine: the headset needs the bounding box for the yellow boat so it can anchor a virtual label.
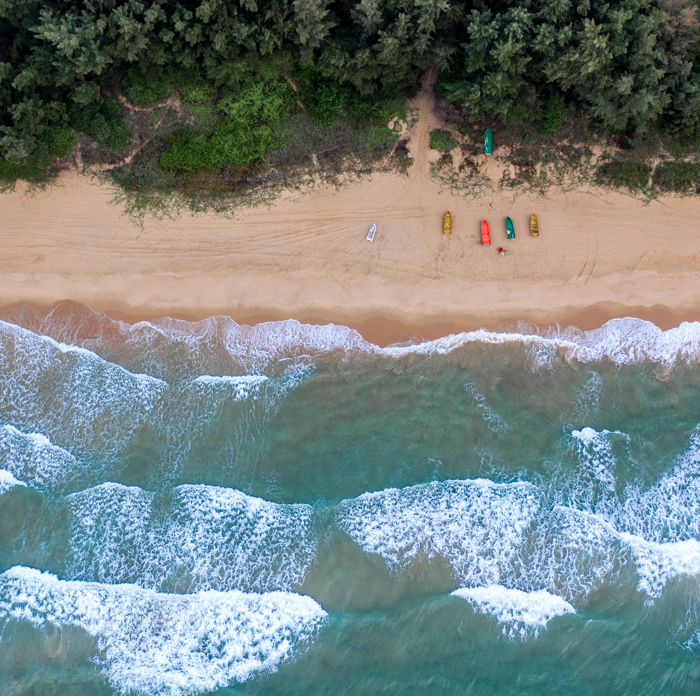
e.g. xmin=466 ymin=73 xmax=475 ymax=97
xmin=443 ymin=212 xmax=452 ymax=234
xmin=530 ymin=214 xmax=539 ymax=236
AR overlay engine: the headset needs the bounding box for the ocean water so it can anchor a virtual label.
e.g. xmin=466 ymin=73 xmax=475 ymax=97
xmin=1 ymin=301 xmax=700 ymax=695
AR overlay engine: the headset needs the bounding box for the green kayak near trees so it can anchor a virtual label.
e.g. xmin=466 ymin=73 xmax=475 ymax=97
xmin=484 ymin=129 xmax=493 ymax=154
xmin=506 ymin=216 xmax=515 ymax=239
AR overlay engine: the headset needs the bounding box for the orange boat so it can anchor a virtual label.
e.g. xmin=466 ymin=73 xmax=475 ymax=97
xmin=481 ymin=219 xmax=491 ymax=245
xmin=443 ymin=212 xmax=452 ymax=234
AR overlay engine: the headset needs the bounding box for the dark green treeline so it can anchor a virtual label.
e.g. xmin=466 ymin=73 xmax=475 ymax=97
xmin=1 ymin=0 xmax=699 ymax=171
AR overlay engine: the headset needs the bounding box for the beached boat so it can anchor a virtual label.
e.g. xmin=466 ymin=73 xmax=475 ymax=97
xmin=484 ymin=129 xmax=493 ymax=154
xmin=366 ymin=223 xmax=377 ymax=242
xmin=505 ymin=216 xmax=515 ymax=239
xmin=481 ymin=219 xmax=491 ymax=245
xmin=530 ymin=215 xmax=539 ymax=236
xmin=443 ymin=212 xmax=452 ymax=234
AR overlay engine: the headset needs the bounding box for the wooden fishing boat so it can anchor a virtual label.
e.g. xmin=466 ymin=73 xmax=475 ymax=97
xmin=484 ymin=128 xmax=493 ymax=154
xmin=443 ymin=212 xmax=452 ymax=234
xmin=505 ymin=216 xmax=515 ymax=239
xmin=481 ymin=219 xmax=491 ymax=245
xmin=530 ymin=215 xmax=539 ymax=237
xmin=366 ymin=223 xmax=377 ymax=242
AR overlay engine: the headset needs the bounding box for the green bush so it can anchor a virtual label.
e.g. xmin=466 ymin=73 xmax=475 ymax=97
xmin=40 ymin=126 xmax=75 ymax=158
xmin=429 ymin=129 xmax=458 ymax=152
xmin=533 ymin=91 xmax=566 ymax=135
xmin=179 ymin=80 xmax=214 ymax=106
xmin=69 ymin=99 xmax=131 ymax=150
xmin=121 ymin=67 xmax=171 ymax=105
xmin=160 ymin=129 xmax=215 ymax=172
xmin=595 ymin=161 xmax=651 ymax=191
xmin=652 ymin=162 xmax=700 ymax=193
xmin=160 ymin=77 xmax=296 ymax=172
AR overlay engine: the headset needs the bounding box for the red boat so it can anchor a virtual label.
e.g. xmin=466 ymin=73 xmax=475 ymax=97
xmin=481 ymin=219 xmax=491 ymax=245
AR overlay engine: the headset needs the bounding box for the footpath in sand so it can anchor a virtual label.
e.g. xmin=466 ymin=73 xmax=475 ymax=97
xmin=3 ymin=68 xmax=700 ymax=341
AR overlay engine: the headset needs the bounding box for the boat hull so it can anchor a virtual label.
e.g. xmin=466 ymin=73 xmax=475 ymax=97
xmin=505 ymin=216 xmax=515 ymax=239
xmin=481 ymin=219 xmax=491 ymax=245
xmin=443 ymin=212 xmax=452 ymax=235
xmin=484 ymin=129 xmax=493 ymax=155
xmin=530 ymin=215 xmax=539 ymax=237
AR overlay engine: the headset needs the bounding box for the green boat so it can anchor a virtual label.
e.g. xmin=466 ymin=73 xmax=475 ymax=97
xmin=484 ymin=128 xmax=493 ymax=154
xmin=505 ymin=216 xmax=515 ymax=239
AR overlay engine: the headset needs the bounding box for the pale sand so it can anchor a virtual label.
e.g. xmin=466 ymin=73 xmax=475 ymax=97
xmin=2 ymin=68 xmax=700 ymax=343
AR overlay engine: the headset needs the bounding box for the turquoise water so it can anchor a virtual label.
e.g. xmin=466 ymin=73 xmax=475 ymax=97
xmin=1 ymin=301 xmax=700 ymax=695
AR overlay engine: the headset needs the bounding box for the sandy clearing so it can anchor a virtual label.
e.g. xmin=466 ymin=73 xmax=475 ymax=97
xmin=2 ymin=68 xmax=700 ymax=335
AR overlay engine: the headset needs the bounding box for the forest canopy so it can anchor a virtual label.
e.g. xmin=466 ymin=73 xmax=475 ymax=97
xmin=1 ymin=0 xmax=699 ymax=172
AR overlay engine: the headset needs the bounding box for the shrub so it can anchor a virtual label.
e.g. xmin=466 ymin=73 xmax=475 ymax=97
xmin=160 ymin=77 xmax=296 ymax=172
xmin=652 ymin=161 xmax=700 ymax=193
xmin=595 ymin=161 xmax=651 ymax=191
xmin=179 ymin=80 xmax=214 ymax=105
xmin=121 ymin=67 xmax=171 ymax=105
xmin=69 ymin=99 xmax=131 ymax=150
xmin=429 ymin=129 xmax=458 ymax=152
xmin=40 ymin=126 xmax=75 ymax=158
xmin=533 ymin=91 xmax=566 ymax=135
xmin=160 ymin=129 xmax=216 ymax=172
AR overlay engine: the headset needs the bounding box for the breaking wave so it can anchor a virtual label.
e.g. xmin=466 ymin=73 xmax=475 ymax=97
xmin=0 ymin=424 xmax=81 ymax=491
xmin=66 ymin=482 xmax=317 ymax=593
xmin=0 ymin=566 xmax=327 ymax=696
xmin=452 ymin=586 xmax=575 ymax=639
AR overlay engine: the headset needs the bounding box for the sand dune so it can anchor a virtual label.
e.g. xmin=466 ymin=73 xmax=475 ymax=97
xmin=3 ymin=70 xmax=700 ymax=340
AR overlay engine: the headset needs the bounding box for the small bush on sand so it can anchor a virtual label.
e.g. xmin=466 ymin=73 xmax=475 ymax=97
xmin=652 ymin=161 xmax=700 ymax=193
xmin=595 ymin=161 xmax=651 ymax=191
xmin=430 ymin=129 xmax=458 ymax=152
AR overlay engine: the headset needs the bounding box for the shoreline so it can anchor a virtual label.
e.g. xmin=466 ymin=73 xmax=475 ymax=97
xmin=5 ymin=299 xmax=700 ymax=348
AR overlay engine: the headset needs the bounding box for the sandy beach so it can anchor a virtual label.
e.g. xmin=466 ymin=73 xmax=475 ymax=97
xmin=3 ymin=74 xmax=700 ymax=344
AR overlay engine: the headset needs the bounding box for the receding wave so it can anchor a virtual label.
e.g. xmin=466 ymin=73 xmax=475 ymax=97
xmin=0 ymin=566 xmax=327 ymax=696
xmin=66 ymin=482 xmax=317 ymax=593
xmin=0 ymin=320 xmax=166 ymax=464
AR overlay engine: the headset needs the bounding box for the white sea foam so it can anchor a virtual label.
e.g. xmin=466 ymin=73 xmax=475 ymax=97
xmin=0 ymin=321 xmax=167 ymax=463
xmin=67 ymin=483 xmax=317 ymax=593
xmin=620 ymin=535 xmax=700 ymax=598
xmin=617 ymin=427 xmax=700 ymax=543
xmin=526 ymin=505 xmax=623 ymax=601
xmin=452 ymin=586 xmax=575 ymax=638
xmin=193 ymin=374 xmax=268 ymax=390
xmin=380 ymin=318 xmax=700 ymax=367
xmin=0 ymin=566 xmax=327 ymax=696
xmin=7 ymin=303 xmax=700 ymax=374
xmin=0 ymin=469 xmax=26 ymax=495
xmin=0 ymin=424 xmax=80 ymax=491
xmin=336 ymin=478 xmax=540 ymax=586
xmin=570 ymin=428 xmax=620 ymax=491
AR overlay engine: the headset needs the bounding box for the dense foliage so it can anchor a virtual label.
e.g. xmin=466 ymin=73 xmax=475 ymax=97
xmin=1 ymin=0 xmax=699 ymax=175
